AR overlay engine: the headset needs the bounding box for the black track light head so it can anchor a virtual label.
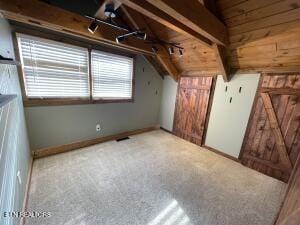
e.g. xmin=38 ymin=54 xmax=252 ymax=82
xmin=168 ymin=47 xmax=174 ymax=55
xmin=179 ymin=49 xmax=183 ymax=57
xmin=104 ymin=4 xmax=116 ymax=18
xmin=88 ymin=21 xmax=99 ymax=34
xmin=116 ymin=35 xmax=125 ymax=43
xmin=135 ymin=31 xmax=147 ymax=40
xmin=151 ymin=46 xmax=158 ymax=54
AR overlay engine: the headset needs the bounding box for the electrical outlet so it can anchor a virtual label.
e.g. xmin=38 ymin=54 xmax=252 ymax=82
xmin=96 ymin=124 xmax=101 ymax=132
xmin=17 ymin=170 xmax=22 ymax=185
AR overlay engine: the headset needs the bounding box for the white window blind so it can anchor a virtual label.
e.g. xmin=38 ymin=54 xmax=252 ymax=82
xmin=17 ymin=33 xmax=89 ymax=98
xmin=91 ymin=50 xmax=133 ymax=99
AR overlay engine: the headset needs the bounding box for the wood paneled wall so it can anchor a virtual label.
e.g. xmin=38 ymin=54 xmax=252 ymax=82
xmin=275 ymin=155 xmax=300 ymax=225
xmin=217 ymin=0 xmax=300 ymax=71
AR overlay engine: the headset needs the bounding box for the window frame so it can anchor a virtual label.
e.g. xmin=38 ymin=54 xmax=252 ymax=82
xmin=90 ymin=49 xmax=135 ymax=101
xmin=13 ymin=30 xmax=135 ymax=107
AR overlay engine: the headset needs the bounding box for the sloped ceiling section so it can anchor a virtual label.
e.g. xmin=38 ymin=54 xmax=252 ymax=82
xmin=217 ymin=0 xmax=300 ymax=73
xmin=119 ymin=0 xmax=300 ymax=77
xmin=142 ymin=17 xmax=220 ymax=76
xmin=118 ymin=0 xmax=227 ymax=79
xmin=1 ymin=0 xmax=299 ymax=80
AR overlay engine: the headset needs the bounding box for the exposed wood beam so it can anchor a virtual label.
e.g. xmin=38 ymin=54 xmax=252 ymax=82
xmin=120 ymin=5 xmax=139 ymax=30
xmin=213 ymin=43 xmax=231 ymax=82
xmin=201 ymin=0 xmax=222 ymax=20
xmin=119 ymin=0 xmax=229 ymax=80
xmin=120 ymin=5 xmax=180 ymax=81
xmin=145 ymin=0 xmax=227 ymax=46
xmin=121 ymin=5 xmax=167 ymax=79
xmin=118 ymin=0 xmax=212 ymax=48
xmin=0 ymin=0 xmax=154 ymax=55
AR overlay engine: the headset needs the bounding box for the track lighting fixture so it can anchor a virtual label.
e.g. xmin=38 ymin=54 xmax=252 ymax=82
xmin=85 ymin=15 xmax=184 ymax=56
xmin=179 ymin=49 xmax=183 ymax=57
xmin=88 ymin=20 xmax=99 ymax=34
xmin=135 ymin=31 xmax=147 ymax=40
xmin=151 ymin=46 xmax=158 ymax=54
xmin=104 ymin=4 xmax=116 ymax=18
xmin=168 ymin=47 xmax=174 ymax=55
xmin=115 ymin=31 xmax=147 ymax=44
xmin=147 ymin=40 xmax=184 ymax=57
xmin=85 ymin=15 xmax=129 ymax=32
xmin=116 ymin=36 xmax=125 ymax=43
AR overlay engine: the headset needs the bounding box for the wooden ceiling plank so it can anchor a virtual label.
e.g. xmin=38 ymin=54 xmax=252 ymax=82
xmin=119 ymin=0 xmax=231 ymax=80
xmin=118 ymin=0 xmax=213 ymax=48
xmin=0 ymin=0 xmax=154 ymax=55
xmin=120 ymin=5 xmax=180 ymax=81
xmin=145 ymin=0 xmax=228 ymax=46
xmin=213 ymin=43 xmax=231 ymax=82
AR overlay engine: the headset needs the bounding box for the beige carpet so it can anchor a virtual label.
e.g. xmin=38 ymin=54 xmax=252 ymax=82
xmin=25 ymin=130 xmax=286 ymax=225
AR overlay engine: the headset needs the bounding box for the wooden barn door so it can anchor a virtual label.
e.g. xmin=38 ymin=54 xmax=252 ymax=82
xmin=240 ymin=74 xmax=300 ymax=182
xmin=275 ymin=155 xmax=300 ymax=225
xmin=173 ymin=76 xmax=213 ymax=146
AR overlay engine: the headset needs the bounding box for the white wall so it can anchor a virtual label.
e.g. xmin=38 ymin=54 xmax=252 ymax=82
xmin=205 ymin=74 xmax=260 ymax=158
xmin=159 ymin=76 xmax=178 ymax=131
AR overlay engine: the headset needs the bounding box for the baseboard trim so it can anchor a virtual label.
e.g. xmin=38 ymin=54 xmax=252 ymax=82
xmin=160 ymin=126 xmax=174 ymax=134
xmin=20 ymin=156 xmax=33 ymax=225
xmin=34 ymin=126 xmax=159 ymax=158
xmin=203 ymin=145 xmax=241 ymax=163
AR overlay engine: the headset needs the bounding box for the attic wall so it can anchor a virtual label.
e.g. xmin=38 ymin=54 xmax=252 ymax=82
xmin=0 ymin=18 xmax=32 ymax=225
xmin=25 ymin=55 xmax=162 ymax=150
xmin=205 ymin=74 xmax=260 ymax=158
xmin=160 ymin=76 xmax=178 ymax=131
xmin=218 ymin=0 xmax=300 ymax=71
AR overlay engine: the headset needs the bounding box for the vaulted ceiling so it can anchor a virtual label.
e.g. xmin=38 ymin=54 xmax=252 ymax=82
xmin=0 ymin=0 xmax=299 ymax=81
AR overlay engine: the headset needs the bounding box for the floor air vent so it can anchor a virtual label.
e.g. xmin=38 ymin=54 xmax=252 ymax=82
xmin=116 ymin=137 xmax=130 ymax=142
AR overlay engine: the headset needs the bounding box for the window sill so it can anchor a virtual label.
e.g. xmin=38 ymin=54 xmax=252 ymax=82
xmin=24 ymin=98 xmax=134 ymax=107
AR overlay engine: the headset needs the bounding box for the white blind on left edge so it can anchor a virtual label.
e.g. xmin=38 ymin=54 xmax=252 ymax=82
xmin=17 ymin=33 xmax=89 ymax=98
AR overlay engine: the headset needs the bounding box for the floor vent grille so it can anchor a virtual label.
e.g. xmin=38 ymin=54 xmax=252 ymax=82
xmin=116 ymin=137 xmax=130 ymax=142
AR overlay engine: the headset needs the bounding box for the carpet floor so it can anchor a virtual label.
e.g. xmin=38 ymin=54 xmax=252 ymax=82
xmin=25 ymin=130 xmax=286 ymax=225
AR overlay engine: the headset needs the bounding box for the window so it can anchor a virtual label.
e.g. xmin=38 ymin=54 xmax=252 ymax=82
xmin=16 ymin=33 xmax=135 ymax=106
xmin=17 ymin=33 xmax=89 ymax=98
xmin=91 ymin=50 xmax=133 ymax=100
